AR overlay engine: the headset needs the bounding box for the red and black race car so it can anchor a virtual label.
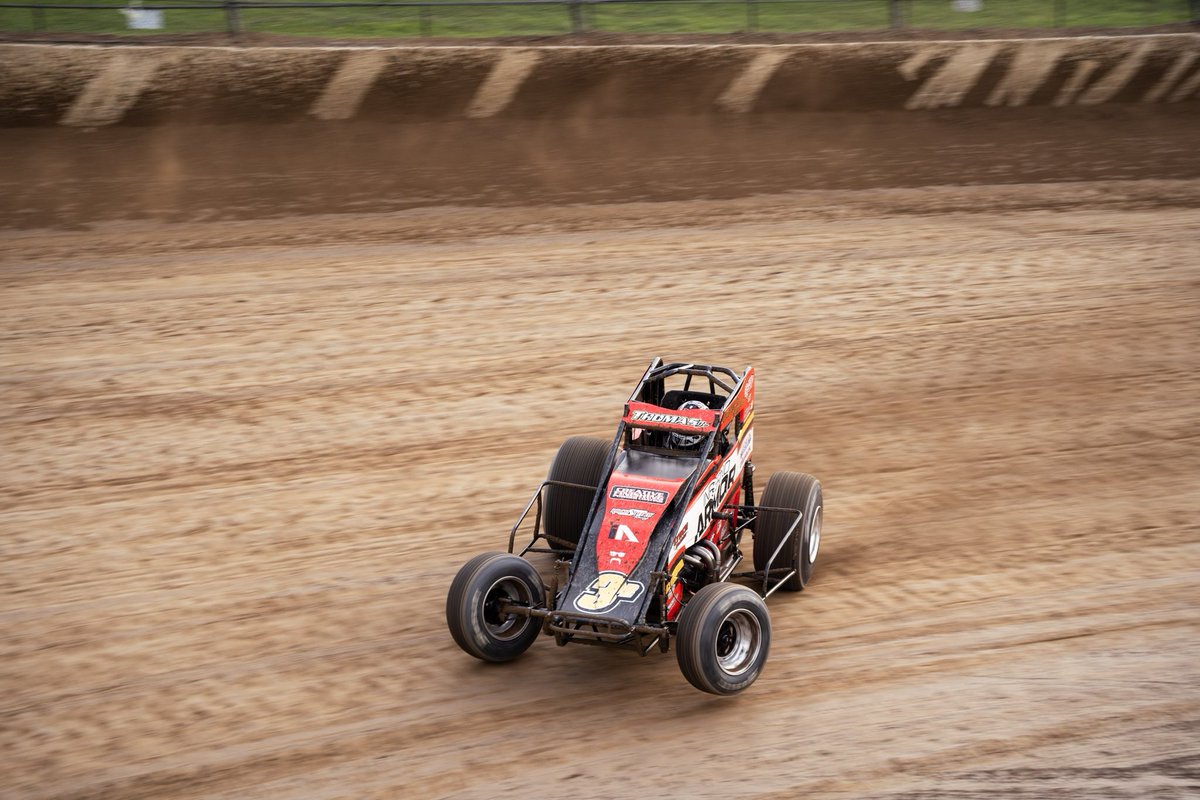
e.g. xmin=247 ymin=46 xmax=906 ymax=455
xmin=446 ymin=359 xmax=823 ymax=695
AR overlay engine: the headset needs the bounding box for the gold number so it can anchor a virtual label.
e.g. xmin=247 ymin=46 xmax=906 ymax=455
xmin=574 ymin=572 xmax=644 ymax=612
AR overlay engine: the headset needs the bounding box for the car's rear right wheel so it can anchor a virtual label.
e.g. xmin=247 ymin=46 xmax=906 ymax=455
xmin=543 ymin=436 xmax=610 ymax=553
xmin=676 ymin=582 xmax=771 ymax=695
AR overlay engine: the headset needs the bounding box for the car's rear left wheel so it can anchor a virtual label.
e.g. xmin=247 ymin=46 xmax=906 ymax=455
xmin=752 ymin=471 xmax=822 ymax=591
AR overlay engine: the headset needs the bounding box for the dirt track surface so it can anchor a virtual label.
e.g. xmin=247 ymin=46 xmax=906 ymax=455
xmin=2 ymin=179 xmax=1198 ymax=798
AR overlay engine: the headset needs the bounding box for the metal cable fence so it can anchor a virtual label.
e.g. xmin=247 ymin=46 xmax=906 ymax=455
xmin=1 ymin=0 xmax=1196 ymax=38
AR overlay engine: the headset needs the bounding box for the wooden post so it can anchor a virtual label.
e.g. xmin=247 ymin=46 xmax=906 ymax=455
xmin=224 ymin=0 xmax=242 ymax=36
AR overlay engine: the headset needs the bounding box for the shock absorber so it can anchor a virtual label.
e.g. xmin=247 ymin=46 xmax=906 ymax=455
xmin=744 ymin=462 xmax=756 ymax=528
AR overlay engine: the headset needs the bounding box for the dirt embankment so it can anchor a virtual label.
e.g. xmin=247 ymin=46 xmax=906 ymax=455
xmin=1 ymin=34 xmax=1198 ymax=127
xmin=2 ymin=33 xmax=1196 ymax=229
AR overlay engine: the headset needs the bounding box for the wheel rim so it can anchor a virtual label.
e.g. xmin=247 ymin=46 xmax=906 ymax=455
xmin=714 ymin=608 xmax=762 ymax=676
xmin=808 ymin=504 xmax=822 ymax=564
xmin=481 ymin=577 xmax=532 ymax=641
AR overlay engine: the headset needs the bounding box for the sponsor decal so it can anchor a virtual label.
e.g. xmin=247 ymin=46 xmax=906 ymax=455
xmin=630 ymin=409 xmax=710 ymax=429
xmin=738 ymin=428 xmax=755 ymax=461
xmin=688 ymin=451 xmax=743 ymax=538
xmin=573 ymin=571 xmax=645 ymax=613
xmin=698 ymin=469 xmax=734 ymax=534
xmin=608 ymin=523 xmax=640 ymax=543
xmin=672 ymin=523 xmax=689 ymax=549
xmin=610 ymin=485 xmax=668 ymax=505
xmin=610 ymin=507 xmax=654 ymax=521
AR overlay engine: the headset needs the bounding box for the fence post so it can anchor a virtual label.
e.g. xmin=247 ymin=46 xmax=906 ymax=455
xmin=419 ymin=6 xmax=431 ymax=36
xmin=568 ymin=1 xmax=585 ymax=33
xmin=745 ymin=0 xmax=757 ymax=31
xmin=1053 ymin=0 xmax=1065 ymax=27
xmin=31 ymin=6 xmax=45 ymax=30
xmin=1190 ymin=0 xmax=1200 ymax=22
xmin=887 ymin=0 xmax=903 ymax=28
xmin=224 ymin=0 xmax=242 ymax=36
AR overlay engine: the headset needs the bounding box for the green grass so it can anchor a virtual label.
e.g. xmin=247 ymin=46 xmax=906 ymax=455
xmin=0 ymin=0 xmax=1192 ymax=38
xmin=588 ymin=0 xmax=893 ymax=33
xmin=1 ymin=2 xmax=224 ymax=34
xmin=905 ymin=0 xmax=1191 ymax=28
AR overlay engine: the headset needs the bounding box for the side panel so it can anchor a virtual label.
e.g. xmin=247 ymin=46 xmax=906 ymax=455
xmin=661 ymin=426 xmax=754 ymax=620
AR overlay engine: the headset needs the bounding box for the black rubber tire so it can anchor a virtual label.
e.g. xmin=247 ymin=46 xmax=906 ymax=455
xmin=543 ymin=436 xmax=610 ymax=552
xmin=752 ymin=471 xmax=822 ymax=592
xmin=676 ymin=582 xmax=771 ymax=695
xmin=446 ymin=552 xmax=545 ymax=662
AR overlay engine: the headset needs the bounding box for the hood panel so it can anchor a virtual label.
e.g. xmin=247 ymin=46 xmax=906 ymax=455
xmin=595 ymin=472 xmax=683 ymax=575
xmin=560 ymin=450 xmax=697 ymax=622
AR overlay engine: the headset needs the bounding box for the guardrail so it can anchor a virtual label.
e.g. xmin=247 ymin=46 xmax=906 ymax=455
xmin=1 ymin=0 xmax=1197 ymax=38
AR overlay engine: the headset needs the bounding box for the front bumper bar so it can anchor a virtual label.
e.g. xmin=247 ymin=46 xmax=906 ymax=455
xmin=500 ymin=603 xmax=671 ymax=655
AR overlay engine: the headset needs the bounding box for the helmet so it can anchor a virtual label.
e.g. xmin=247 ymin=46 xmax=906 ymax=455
xmin=669 ymin=399 xmax=709 ymax=449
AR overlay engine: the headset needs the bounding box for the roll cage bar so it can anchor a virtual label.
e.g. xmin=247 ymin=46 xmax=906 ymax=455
xmin=628 ymin=358 xmax=742 ymax=408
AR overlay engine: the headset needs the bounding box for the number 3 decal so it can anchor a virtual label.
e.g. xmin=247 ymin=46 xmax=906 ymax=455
xmin=573 ymin=572 xmax=644 ymax=612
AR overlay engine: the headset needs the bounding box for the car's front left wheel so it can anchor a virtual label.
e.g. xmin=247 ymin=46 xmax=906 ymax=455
xmin=446 ymin=552 xmax=545 ymax=662
xmin=676 ymin=582 xmax=771 ymax=695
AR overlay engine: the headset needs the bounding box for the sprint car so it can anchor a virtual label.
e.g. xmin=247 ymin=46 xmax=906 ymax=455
xmin=446 ymin=359 xmax=823 ymax=695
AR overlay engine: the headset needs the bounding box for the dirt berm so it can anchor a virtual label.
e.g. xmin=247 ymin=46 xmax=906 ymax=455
xmin=1 ymin=34 xmax=1198 ymax=127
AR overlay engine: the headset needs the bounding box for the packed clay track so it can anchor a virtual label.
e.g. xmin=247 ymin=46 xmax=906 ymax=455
xmin=3 ymin=125 xmax=1200 ymax=798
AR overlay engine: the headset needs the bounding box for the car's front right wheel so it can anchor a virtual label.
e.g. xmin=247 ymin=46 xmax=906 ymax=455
xmin=676 ymin=582 xmax=771 ymax=695
xmin=446 ymin=552 xmax=545 ymax=662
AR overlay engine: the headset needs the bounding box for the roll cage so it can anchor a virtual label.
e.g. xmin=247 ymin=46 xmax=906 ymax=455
xmin=622 ymin=359 xmax=745 ymax=459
